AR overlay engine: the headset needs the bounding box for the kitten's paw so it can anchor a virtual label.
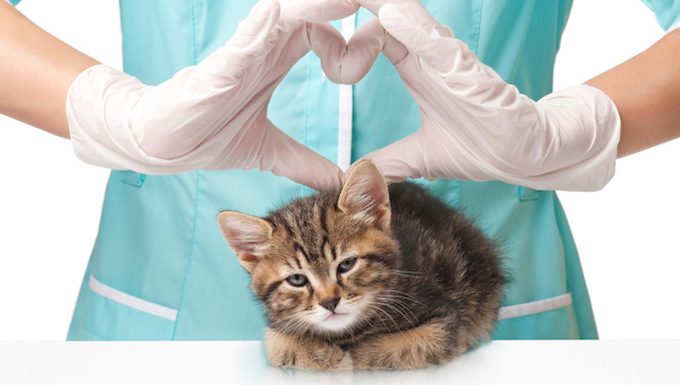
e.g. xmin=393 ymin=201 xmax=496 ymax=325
xmin=264 ymin=328 xmax=353 ymax=371
xmin=264 ymin=328 xmax=299 ymax=368
xmin=335 ymin=350 xmax=354 ymax=371
xmin=307 ymin=339 xmax=353 ymax=371
xmin=266 ymin=348 xmax=297 ymax=368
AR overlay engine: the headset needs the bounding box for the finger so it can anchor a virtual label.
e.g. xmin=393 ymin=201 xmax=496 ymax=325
xmin=356 ymin=0 xmax=409 ymax=16
xmin=260 ymin=121 xmax=344 ymax=191
xmin=200 ymin=0 xmax=283 ymax=85
xmin=266 ymin=25 xmax=313 ymax=76
xmin=360 ymin=133 xmax=426 ymax=183
xmin=308 ymin=19 xmax=386 ymax=85
xmin=271 ymin=13 xmax=385 ymax=82
xmin=279 ymin=0 xmax=359 ymax=30
xmin=378 ymin=2 xmax=459 ymax=73
xmin=381 ymin=30 xmax=408 ymax=66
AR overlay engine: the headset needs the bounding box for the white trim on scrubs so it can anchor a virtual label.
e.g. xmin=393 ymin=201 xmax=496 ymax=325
xmin=88 ymin=275 xmax=178 ymax=321
xmin=87 ymin=273 xmax=573 ymax=322
xmin=337 ymin=15 xmax=357 ymax=171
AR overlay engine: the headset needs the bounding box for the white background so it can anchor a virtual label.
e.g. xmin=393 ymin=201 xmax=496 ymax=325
xmin=0 ymin=0 xmax=678 ymax=341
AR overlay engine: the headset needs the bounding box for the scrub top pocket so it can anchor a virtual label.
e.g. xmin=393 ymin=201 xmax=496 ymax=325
xmin=68 ymin=274 xmax=177 ymax=340
xmin=68 ymin=171 xmax=199 ymax=340
xmin=494 ymin=295 xmax=580 ymax=339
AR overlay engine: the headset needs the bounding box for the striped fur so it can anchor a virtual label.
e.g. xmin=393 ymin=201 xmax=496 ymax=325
xmin=218 ymin=160 xmax=505 ymax=370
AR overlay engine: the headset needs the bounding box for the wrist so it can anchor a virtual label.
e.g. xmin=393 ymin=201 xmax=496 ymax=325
xmin=531 ymin=84 xmax=621 ymax=190
xmin=66 ymin=64 xmax=149 ymax=167
xmin=542 ymin=84 xmax=622 ymax=136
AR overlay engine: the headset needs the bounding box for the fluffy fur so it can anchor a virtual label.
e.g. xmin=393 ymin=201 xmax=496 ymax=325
xmin=218 ymin=160 xmax=505 ymax=370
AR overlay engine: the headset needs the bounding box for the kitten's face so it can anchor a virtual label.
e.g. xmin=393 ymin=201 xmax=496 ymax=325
xmin=250 ymin=207 xmax=399 ymax=335
xmin=218 ymin=160 xmax=399 ymax=337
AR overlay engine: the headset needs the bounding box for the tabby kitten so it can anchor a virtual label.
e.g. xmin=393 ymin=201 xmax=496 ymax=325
xmin=218 ymin=160 xmax=505 ymax=370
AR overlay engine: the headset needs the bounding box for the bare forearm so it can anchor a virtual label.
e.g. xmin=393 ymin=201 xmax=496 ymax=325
xmin=587 ymin=29 xmax=680 ymax=157
xmin=0 ymin=2 xmax=98 ymax=138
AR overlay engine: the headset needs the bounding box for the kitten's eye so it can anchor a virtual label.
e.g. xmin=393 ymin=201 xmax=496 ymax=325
xmin=286 ymin=274 xmax=308 ymax=287
xmin=337 ymin=258 xmax=357 ymax=274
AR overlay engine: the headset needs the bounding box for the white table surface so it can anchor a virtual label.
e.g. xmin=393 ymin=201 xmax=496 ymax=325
xmin=0 ymin=340 xmax=677 ymax=385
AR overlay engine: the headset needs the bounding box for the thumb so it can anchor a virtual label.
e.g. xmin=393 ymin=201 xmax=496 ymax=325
xmin=378 ymin=2 xmax=459 ymax=74
xmin=259 ymin=121 xmax=344 ymax=191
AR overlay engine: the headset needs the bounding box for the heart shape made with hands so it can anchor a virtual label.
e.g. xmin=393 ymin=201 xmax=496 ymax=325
xmin=303 ymin=0 xmax=409 ymax=86
xmin=305 ymin=20 xmax=385 ymax=85
xmin=304 ymin=1 xmax=490 ymax=182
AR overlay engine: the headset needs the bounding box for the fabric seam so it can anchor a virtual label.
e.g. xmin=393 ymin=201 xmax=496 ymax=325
xmin=170 ymin=0 xmax=201 ymax=340
xmin=172 ymin=172 xmax=202 ymax=339
xmin=190 ymin=0 xmax=198 ymax=64
xmin=552 ymin=192 xmax=598 ymax=338
xmin=471 ymin=0 xmax=483 ymax=53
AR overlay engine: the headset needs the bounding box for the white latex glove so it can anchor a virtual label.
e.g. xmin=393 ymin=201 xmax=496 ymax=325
xmin=356 ymin=1 xmax=621 ymax=191
xmin=66 ymin=0 xmax=376 ymax=190
xmin=307 ymin=18 xmax=386 ymax=85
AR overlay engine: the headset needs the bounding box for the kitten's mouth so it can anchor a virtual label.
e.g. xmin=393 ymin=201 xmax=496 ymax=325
xmin=312 ymin=305 xmax=364 ymax=332
xmin=324 ymin=312 xmax=348 ymax=321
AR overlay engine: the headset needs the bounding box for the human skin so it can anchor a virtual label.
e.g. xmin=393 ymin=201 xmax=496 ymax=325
xmin=587 ymin=29 xmax=680 ymax=157
xmin=0 ymin=1 xmax=678 ymax=158
xmin=0 ymin=1 xmax=97 ymax=138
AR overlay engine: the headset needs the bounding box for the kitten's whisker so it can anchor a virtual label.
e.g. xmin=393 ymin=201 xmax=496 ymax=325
xmin=277 ymin=319 xmax=298 ymax=335
xmin=379 ymin=297 xmax=425 ymax=316
xmin=276 ymin=317 xmax=310 ymax=338
xmin=392 ymin=269 xmax=422 ymax=274
xmin=384 ymin=296 xmax=420 ymax=318
xmin=378 ymin=294 xmax=414 ymax=305
xmin=291 ymin=319 xmax=311 ymax=338
xmin=377 ymin=299 xmax=418 ymax=328
xmin=380 ymin=289 xmax=427 ymax=307
xmin=383 ymin=297 xmax=422 ymax=311
xmin=271 ymin=313 xmax=304 ymax=331
xmin=391 ymin=270 xmax=424 ymax=278
xmin=363 ymin=307 xmax=389 ymax=329
xmin=378 ymin=295 xmax=419 ymax=323
xmin=395 ymin=304 xmax=418 ymax=327
xmin=364 ymin=303 xmax=399 ymax=330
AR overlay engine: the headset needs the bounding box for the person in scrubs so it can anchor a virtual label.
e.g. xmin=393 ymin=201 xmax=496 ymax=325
xmin=1 ymin=0 xmax=679 ymax=340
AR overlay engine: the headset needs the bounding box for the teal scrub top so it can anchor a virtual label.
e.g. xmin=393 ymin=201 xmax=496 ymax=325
xmin=13 ymin=0 xmax=677 ymax=340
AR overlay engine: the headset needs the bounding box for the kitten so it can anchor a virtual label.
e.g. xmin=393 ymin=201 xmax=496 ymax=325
xmin=218 ymin=160 xmax=505 ymax=370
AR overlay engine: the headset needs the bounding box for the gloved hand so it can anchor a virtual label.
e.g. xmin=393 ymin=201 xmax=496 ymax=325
xmin=356 ymin=1 xmax=621 ymax=191
xmin=307 ymin=18 xmax=386 ymax=85
xmin=66 ymin=0 xmax=377 ymax=190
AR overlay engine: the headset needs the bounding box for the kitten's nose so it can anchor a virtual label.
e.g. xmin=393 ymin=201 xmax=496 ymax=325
xmin=319 ymin=297 xmax=340 ymax=312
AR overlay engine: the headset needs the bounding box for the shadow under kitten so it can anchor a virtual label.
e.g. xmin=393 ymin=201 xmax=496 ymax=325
xmin=218 ymin=160 xmax=506 ymax=370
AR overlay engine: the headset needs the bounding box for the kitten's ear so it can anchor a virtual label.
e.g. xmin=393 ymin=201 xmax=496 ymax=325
xmin=338 ymin=160 xmax=391 ymax=230
xmin=218 ymin=211 xmax=274 ymax=273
